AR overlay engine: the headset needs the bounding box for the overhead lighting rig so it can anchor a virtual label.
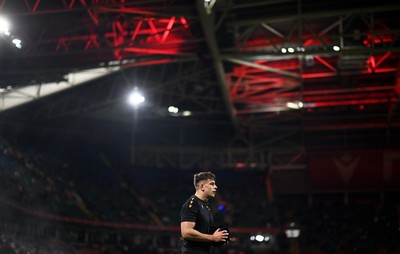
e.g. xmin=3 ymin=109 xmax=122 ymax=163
xmin=0 ymin=16 xmax=23 ymax=49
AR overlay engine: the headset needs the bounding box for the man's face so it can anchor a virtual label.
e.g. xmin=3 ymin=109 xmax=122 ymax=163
xmin=201 ymin=178 xmax=217 ymax=198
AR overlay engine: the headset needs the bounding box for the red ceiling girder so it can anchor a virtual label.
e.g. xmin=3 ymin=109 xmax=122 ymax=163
xmin=98 ymin=7 xmax=158 ymax=16
xmin=79 ymin=0 xmax=99 ymax=25
xmin=314 ymin=56 xmax=337 ymax=73
xmin=229 ymin=12 xmax=399 ymax=117
xmin=161 ymin=16 xmax=176 ymax=43
xmin=228 ymin=28 xmax=398 ymax=110
xmin=228 ymin=50 xmax=398 ymax=111
xmin=36 ymin=15 xmax=192 ymax=58
xmin=2 ymin=1 xmax=400 ymax=125
xmin=304 ymin=92 xmax=396 ymax=103
xmin=1 ymin=0 xmax=195 ymax=61
xmin=304 ymin=122 xmax=400 ymax=131
xmin=234 ymin=92 xmax=397 ymax=106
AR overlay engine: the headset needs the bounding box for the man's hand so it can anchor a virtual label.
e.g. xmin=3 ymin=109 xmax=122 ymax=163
xmin=211 ymin=228 xmax=229 ymax=243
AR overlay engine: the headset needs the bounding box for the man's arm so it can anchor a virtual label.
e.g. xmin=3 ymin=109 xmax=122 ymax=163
xmin=181 ymin=221 xmax=228 ymax=243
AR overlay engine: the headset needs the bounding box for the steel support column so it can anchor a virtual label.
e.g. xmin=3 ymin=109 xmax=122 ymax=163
xmin=196 ymin=0 xmax=238 ymax=132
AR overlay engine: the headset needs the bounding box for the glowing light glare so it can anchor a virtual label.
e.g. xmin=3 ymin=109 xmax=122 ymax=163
xmin=333 ymin=45 xmax=340 ymax=51
xmin=168 ymin=106 xmax=179 ymax=114
xmin=1 ymin=17 xmax=23 ymax=48
xmin=287 ymin=102 xmax=297 ymax=109
xmin=255 ymin=235 xmax=264 ymax=242
xmin=288 ymin=47 xmax=295 ymax=53
xmin=12 ymin=38 xmax=22 ymax=49
xmin=182 ymin=110 xmax=192 ymax=116
xmin=285 ymin=229 xmax=300 ymax=238
xmin=286 ymin=101 xmax=304 ymax=109
xmin=0 ymin=17 xmax=10 ymax=34
xmin=250 ymin=234 xmax=271 ymax=242
xmin=128 ymin=90 xmax=145 ymax=106
xmin=281 ymin=48 xmax=287 ymax=53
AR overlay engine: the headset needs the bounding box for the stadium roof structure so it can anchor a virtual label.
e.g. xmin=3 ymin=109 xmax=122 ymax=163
xmin=0 ymin=0 xmax=400 ymax=169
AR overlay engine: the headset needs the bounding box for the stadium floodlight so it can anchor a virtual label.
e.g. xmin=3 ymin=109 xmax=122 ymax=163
xmin=182 ymin=110 xmax=191 ymax=116
xmin=286 ymin=101 xmax=304 ymax=109
xmin=285 ymin=229 xmax=300 ymax=238
xmin=12 ymin=38 xmax=22 ymax=48
xmin=250 ymin=234 xmax=272 ymax=243
xmin=127 ymin=88 xmax=145 ymax=106
xmin=1 ymin=16 xmax=22 ymax=48
xmin=255 ymin=235 xmax=264 ymax=242
xmin=285 ymin=222 xmax=301 ymax=238
xmin=0 ymin=16 xmax=10 ymax=35
xmin=168 ymin=106 xmax=179 ymax=114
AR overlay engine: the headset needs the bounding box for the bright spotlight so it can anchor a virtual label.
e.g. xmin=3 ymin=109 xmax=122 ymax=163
xmin=12 ymin=38 xmax=22 ymax=49
xmin=250 ymin=234 xmax=272 ymax=243
xmin=168 ymin=106 xmax=179 ymax=114
xmin=255 ymin=235 xmax=264 ymax=242
xmin=333 ymin=45 xmax=340 ymax=51
xmin=281 ymin=48 xmax=287 ymax=53
xmin=182 ymin=110 xmax=192 ymax=116
xmin=128 ymin=90 xmax=145 ymax=106
xmin=285 ymin=229 xmax=300 ymax=238
xmin=286 ymin=101 xmax=303 ymax=109
xmin=0 ymin=17 xmax=10 ymax=34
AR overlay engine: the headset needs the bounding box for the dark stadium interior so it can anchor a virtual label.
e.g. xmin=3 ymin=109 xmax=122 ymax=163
xmin=0 ymin=0 xmax=399 ymax=253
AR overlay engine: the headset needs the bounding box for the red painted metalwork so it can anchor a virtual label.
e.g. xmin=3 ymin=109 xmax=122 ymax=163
xmin=363 ymin=33 xmax=394 ymax=47
xmin=1 ymin=0 xmax=399 ymax=136
xmin=314 ymin=56 xmax=337 ymax=73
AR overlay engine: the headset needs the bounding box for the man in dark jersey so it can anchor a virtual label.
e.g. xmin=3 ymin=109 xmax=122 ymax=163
xmin=180 ymin=171 xmax=229 ymax=254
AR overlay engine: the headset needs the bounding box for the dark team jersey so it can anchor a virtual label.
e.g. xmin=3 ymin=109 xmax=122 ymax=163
xmin=180 ymin=195 xmax=214 ymax=254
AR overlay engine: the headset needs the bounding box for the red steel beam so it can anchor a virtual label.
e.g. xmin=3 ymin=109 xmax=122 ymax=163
xmin=161 ymin=16 xmax=176 ymax=42
xmin=303 ymin=92 xmax=396 ymax=102
xmin=311 ymin=98 xmax=397 ymax=107
xmin=122 ymin=47 xmax=193 ymax=56
xmin=232 ymin=84 xmax=395 ymax=99
xmin=98 ymin=7 xmax=158 ymax=16
xmin=80 ymin=0 xmax=99 ymax=25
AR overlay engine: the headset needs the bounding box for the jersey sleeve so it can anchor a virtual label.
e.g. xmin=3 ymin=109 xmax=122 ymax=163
xmin=180 ymin=197 xmax=199 ymax=222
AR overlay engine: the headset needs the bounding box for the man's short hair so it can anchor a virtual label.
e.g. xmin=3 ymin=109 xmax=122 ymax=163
xmin=194 ymin=171 xmax=216 ymax=189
